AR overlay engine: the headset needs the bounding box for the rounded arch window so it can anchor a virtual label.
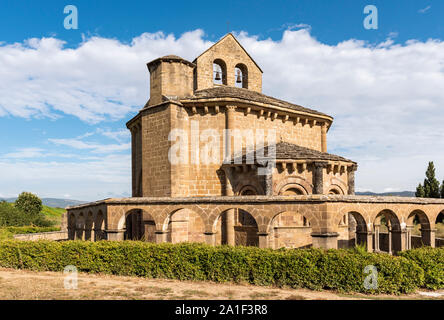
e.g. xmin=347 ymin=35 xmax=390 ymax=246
xmin=281 ymin=187 xmax=305 ymax=196
xmin=213 ymin=59 xmax=227 ymax=85
xmin=234 ymin=63 xmax=248 ymax=89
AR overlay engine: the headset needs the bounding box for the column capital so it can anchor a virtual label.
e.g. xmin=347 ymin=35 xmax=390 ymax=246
xmin=313 ymin=161 xmax=329 ymax=169
xmin=225 ymin=105 xmax=237 ymax=112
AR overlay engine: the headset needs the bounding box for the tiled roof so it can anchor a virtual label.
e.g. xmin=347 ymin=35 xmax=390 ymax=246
xmin=231 ymin=141 xmax=355 ymax=163
xmin=182 ymin=86 xmax=329 ymax=117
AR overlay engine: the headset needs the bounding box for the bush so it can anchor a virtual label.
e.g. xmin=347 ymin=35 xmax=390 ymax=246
xmin=0 ymin=201 xmax=54 ymax=228
xmin=0 ymin=202 xmax=33 ymax=226
xmin=399 ymin=247 xmax=444 ymax=290
xmin=5 ymin=226 xmax=60 ymax=234
xmin=0 ymin=241 xmax=428 ymax=294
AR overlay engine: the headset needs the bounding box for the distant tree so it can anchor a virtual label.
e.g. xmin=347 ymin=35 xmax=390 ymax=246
xmin=417 ymin=162 xmax=441 ymax=198
xmin=424 ymin=162 xmax=441 ymax=198
xmin=415 ymin=184 xmax=425 ymax=198
xmin=14 ymin=192 xmax=42 ymax=217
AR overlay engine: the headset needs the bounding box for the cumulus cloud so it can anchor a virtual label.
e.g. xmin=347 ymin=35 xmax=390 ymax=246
xmin=1 ymin=28 xmax=444 ymax=197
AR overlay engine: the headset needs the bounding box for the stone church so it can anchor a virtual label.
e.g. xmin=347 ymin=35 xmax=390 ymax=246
xmin=67 ymin=34 xmax=444 ymax=252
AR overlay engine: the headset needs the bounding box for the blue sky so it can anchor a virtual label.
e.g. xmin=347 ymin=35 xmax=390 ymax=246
xmin=0 ymin=1 xmax=443 ymax=200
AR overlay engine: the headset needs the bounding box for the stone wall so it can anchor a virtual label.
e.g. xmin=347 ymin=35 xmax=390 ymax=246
xmin=13 ymin=231 xmax=68 ymax=241
xmin=194 ymin=34 xmax=262 ymax=93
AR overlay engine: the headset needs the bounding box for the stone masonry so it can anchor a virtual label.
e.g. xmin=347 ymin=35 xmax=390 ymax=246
xmin=66 ymin=33 xmax=444 ymax=252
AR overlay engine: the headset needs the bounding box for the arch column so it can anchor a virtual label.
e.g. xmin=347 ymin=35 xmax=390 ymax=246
xmin=258 ymin=232 xmax=269 ymax=248
xmin=421 ymin=228 xmax=436 ymax=248
xmin=313 ymin=161 xmax=328 ymax=194
xmin=155 ymin=230 xmax=168 ymax=243
xmin=205 ymin=232 xmax=216 ymax=246
xmin=373 ymin=224 xmax=380 ymax=252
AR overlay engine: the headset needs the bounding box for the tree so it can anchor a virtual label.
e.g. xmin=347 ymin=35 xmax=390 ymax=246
xmin=416 ymin=162 xmax=441 ymax=198
xmin=424 ymin=162 xmax=440 ymax=198
xmin=416 ymin=183 xmax=425 ymax=198
xmin=14 ymin=192 xmax=42 ymax=217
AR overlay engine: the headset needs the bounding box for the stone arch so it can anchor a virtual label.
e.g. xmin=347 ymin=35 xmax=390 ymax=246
xmin=94 ymin=210 xmax=105 ymax=241
xmin=373 ymin=209 xmax=402 ymax=254
xmin=342 ymin=211 xmax=369 ymax=249
xmin=165 ymin=208 xmax=205 ymax=244
xmin=117 ymin=208 xmax=144 ymax=240
xmin=237 ymin=185 xmax=259 ymax=196
xmin=407 ymin=210 xmax=432 ymax=248
xmin=327 ymin=184 xmax=345 ymax=195
xmin=214 ymin=207 xmax=259 ymax=246
xmin=213 ymin=58 xmax=227 ymax=85
xmin=234 ymin=63 xmax=248 ymax=89
xmin=275 ymin=177 xmax=313 ymax=195
xmin=267 ymin=210 xmax=312 ymax=249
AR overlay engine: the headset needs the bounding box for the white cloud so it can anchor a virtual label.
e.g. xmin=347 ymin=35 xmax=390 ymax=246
xmin=48 ymin=137 xmax=130 ymax=154
xmin=418 ymin=6 xmax=431 ymax=14
xmin=1 ymin=29 xmax=444 ymax=196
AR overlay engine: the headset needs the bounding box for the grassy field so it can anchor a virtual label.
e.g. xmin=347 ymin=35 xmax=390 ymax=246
xmin=40 ymin=205 xmax=65 ymax=226
xmin=0 ymin=205 xmax=64 ymax=240
xmin=0 ymin=267 xmax=441 ymax=300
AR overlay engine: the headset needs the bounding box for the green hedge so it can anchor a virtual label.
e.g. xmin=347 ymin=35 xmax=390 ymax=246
xmin=5 ymin=226 xmax=60 ymax=234
xmin=0 ymin=240 xmax=435 ymax=294
xmin=399 ymin=247 xmax=444 ymax=290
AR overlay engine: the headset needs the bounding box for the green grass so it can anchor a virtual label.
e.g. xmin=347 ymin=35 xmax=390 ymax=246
xmin=41 ymin=205 xmax=64 ymax=227
xmin=0 ymin=205 xmax=64 ymax=239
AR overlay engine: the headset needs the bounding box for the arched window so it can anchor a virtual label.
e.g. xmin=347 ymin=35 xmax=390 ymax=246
xmin=234 ymin=63 xmax=248 ymax=89
xmin=213 ymin=59 xmax=227 ymax=85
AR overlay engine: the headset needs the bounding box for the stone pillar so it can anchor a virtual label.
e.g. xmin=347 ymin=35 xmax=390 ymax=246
xmin=374 ymin=224 xmax=380 ymax=252
xmin=347 ymin=164 xmax=358 ymax=195
xmin=311 ymin=232 xmax=339 ymax=249
xmin=264 ymin=166 xmax=273 ymax=196
xmin=204 ymin=232 xmax=216 ymax=246
xmin=391 ymin=229 xmax=407 ymax=252
xmin=225 ymin=105 xmax=237 ymax=162
xmin=406 ymin=226 xmax=413 ymax=250
xmin=313 ymin=162 xmax=328 ymax=194
xmin=258 ymin=232 xmax=269 ymax=248
xmin=388 ymin=226 xmax=393 ymax=255
xmin=155 ymin=231 xmax=168 ymax=243
xmin=226 ymin=210 xmax=236 ymax=246
xmin=421 ymin=228 xmax=436 ymax=248
xmin=106 ymin=230 xmax=125 ymax=241
xmin=366 ymin=232 xmax=373 ymax=252
xmin=321 ymin=123 xmax=327 ymax=153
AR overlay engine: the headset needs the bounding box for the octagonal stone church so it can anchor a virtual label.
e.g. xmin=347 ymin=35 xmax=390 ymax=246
xmin=66 ymin=34 xmax=444 ymax=253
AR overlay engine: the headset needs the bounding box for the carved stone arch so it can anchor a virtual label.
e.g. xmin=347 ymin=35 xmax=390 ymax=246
xmin=235 ymin=184 xmax=264 ymax=196
xmin=162 ymin=205 xmax=208 ymax=232
xmin=275 ymin=176 xmax=313 ymax=195
xmin=163 ymin=207 xmax=206 ymax=244
xmin=327 ymin=184 xmax=345 ymax=195
xmin=267 ymin=210 xmax=314 ymax=249
xmin=327 ymin=177 xmax=347 ymax=195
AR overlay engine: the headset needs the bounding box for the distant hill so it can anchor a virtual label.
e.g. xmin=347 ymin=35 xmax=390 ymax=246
xmin=0 ymin=198 xmax=87 ymax=208
xmin=356 ymin=191 xmax=415 ymax=197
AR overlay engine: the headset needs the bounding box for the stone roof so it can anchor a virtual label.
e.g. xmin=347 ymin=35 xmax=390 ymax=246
xmin=181 ymin=86 xmax=329 ymax=117
xmin=147 ymin=55 xmax=195 ymax=69
xmin=231 ymin=141 xmax=355 ymax=164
